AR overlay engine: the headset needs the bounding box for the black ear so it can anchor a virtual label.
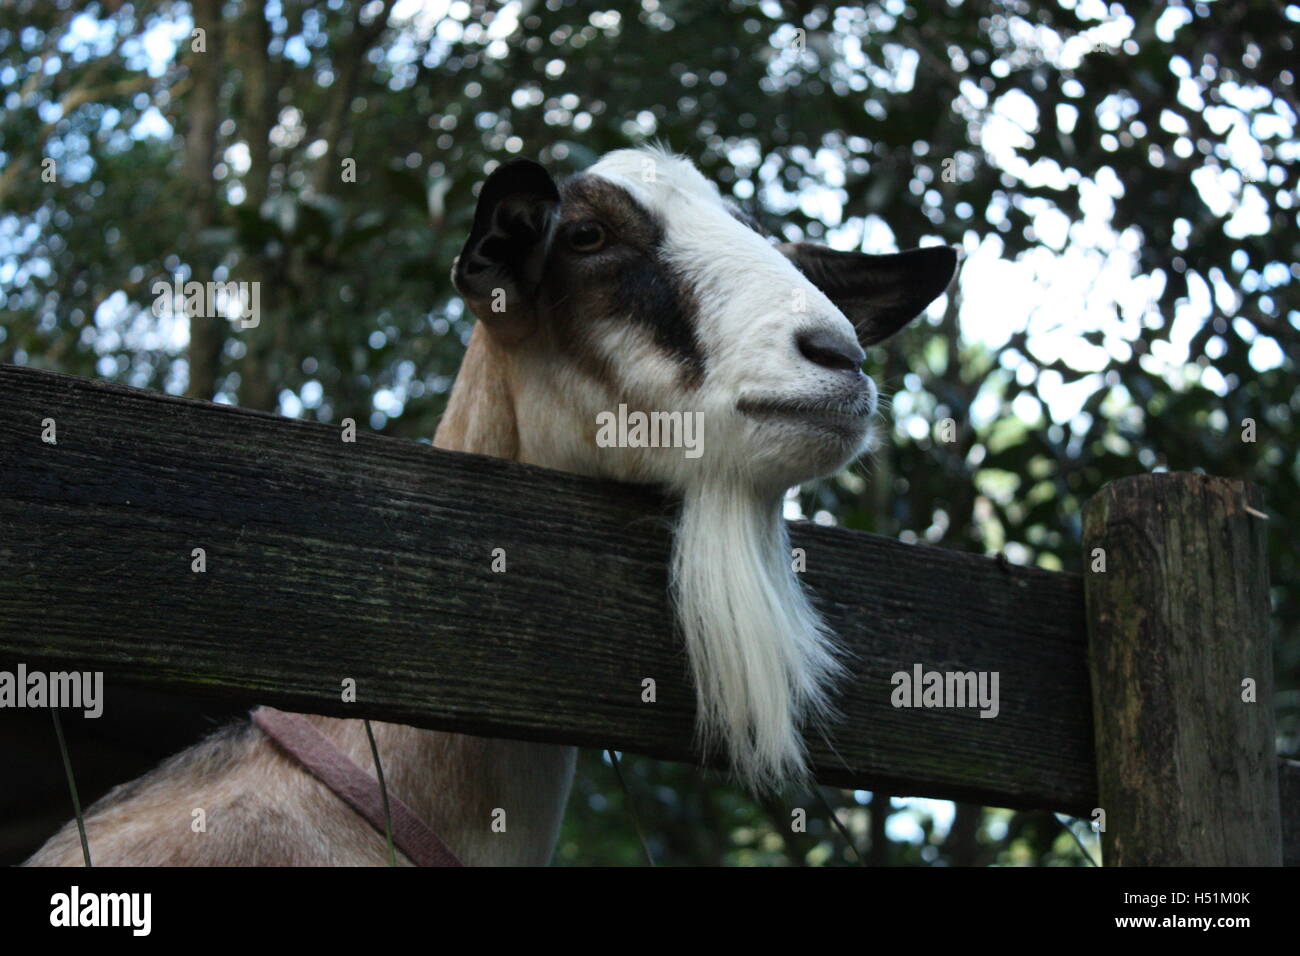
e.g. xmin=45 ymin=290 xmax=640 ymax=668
xmin=452 ymin=158 xmax=560 ymax=343
xmin=778 ymin=243 xmax=958 ymax=347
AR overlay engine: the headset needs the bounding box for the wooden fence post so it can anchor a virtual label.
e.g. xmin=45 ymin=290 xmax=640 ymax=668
xmin=1083 ymin=472 xmax=1281 ymax=865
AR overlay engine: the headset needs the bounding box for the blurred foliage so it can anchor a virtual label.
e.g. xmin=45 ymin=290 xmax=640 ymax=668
xmin=1 ymin=0 xmax=1295 ymax=865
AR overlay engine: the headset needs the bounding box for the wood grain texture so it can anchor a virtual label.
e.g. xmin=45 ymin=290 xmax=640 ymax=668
xmin=1083 ymin=472 xmax=1281 ymax=865
xmin=2 ymin=364 xmax=1096 ymax=811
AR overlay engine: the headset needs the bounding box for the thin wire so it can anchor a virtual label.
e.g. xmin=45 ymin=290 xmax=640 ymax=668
xmin=814 ymin=785 xmax=866 ymax=865
xmin=607 ymin=749 xmax=656 ymax=866
xmin=1054 ymin=813 xmax=1100 ymax=866
xmin=363 ymin=719 xmax=398 ymax=867
xmin=51 ymin=710 xmax=91 ymax=867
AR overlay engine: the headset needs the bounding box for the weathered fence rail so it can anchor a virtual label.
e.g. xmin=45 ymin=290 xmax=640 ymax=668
xmin=0 ymin=364 xmax=1293 ymax=864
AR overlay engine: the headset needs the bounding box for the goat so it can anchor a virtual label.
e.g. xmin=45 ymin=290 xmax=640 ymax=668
xmin=27 ymin=146 xmax=955 ymax=866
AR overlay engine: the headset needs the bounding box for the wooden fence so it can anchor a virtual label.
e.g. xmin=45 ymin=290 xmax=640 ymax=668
xmin=0 ymin=365 xmax=1293 ymax=864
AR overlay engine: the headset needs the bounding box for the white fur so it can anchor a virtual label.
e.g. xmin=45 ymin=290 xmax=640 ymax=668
xmin=672 ymin=482 xmax=845 ymax=790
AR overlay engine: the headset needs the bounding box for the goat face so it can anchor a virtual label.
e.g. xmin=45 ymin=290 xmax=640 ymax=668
xmin=453 ymin=147 xmax=956 ymax=492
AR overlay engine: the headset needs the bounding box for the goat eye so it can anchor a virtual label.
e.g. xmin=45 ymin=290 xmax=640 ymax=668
xmin=566 ymin=221 xmax=608 ymax=253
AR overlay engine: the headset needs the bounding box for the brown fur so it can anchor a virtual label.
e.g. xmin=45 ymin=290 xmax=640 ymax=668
xmin=546 ymin=174 xmax=706 ymax=386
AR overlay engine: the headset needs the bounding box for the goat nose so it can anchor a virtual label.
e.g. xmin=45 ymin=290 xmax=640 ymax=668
xmin=795 ymin=328 xmax=866 ymax=373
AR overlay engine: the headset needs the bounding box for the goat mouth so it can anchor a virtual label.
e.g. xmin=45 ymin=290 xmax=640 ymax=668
xmin=736 ymin=395 xmax=874 ymax=428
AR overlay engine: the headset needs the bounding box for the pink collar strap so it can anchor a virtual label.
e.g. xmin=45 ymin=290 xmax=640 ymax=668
xmin=252 ymin=706 xmax=464 ymax=867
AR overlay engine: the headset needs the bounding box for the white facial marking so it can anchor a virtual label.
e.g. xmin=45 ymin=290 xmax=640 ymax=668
xmin=583 ymin=147 xmax=876 ymax=494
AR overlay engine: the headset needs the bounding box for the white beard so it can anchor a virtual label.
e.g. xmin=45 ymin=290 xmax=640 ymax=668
xmin=669 ymin=480 xmax=844 ymax=792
